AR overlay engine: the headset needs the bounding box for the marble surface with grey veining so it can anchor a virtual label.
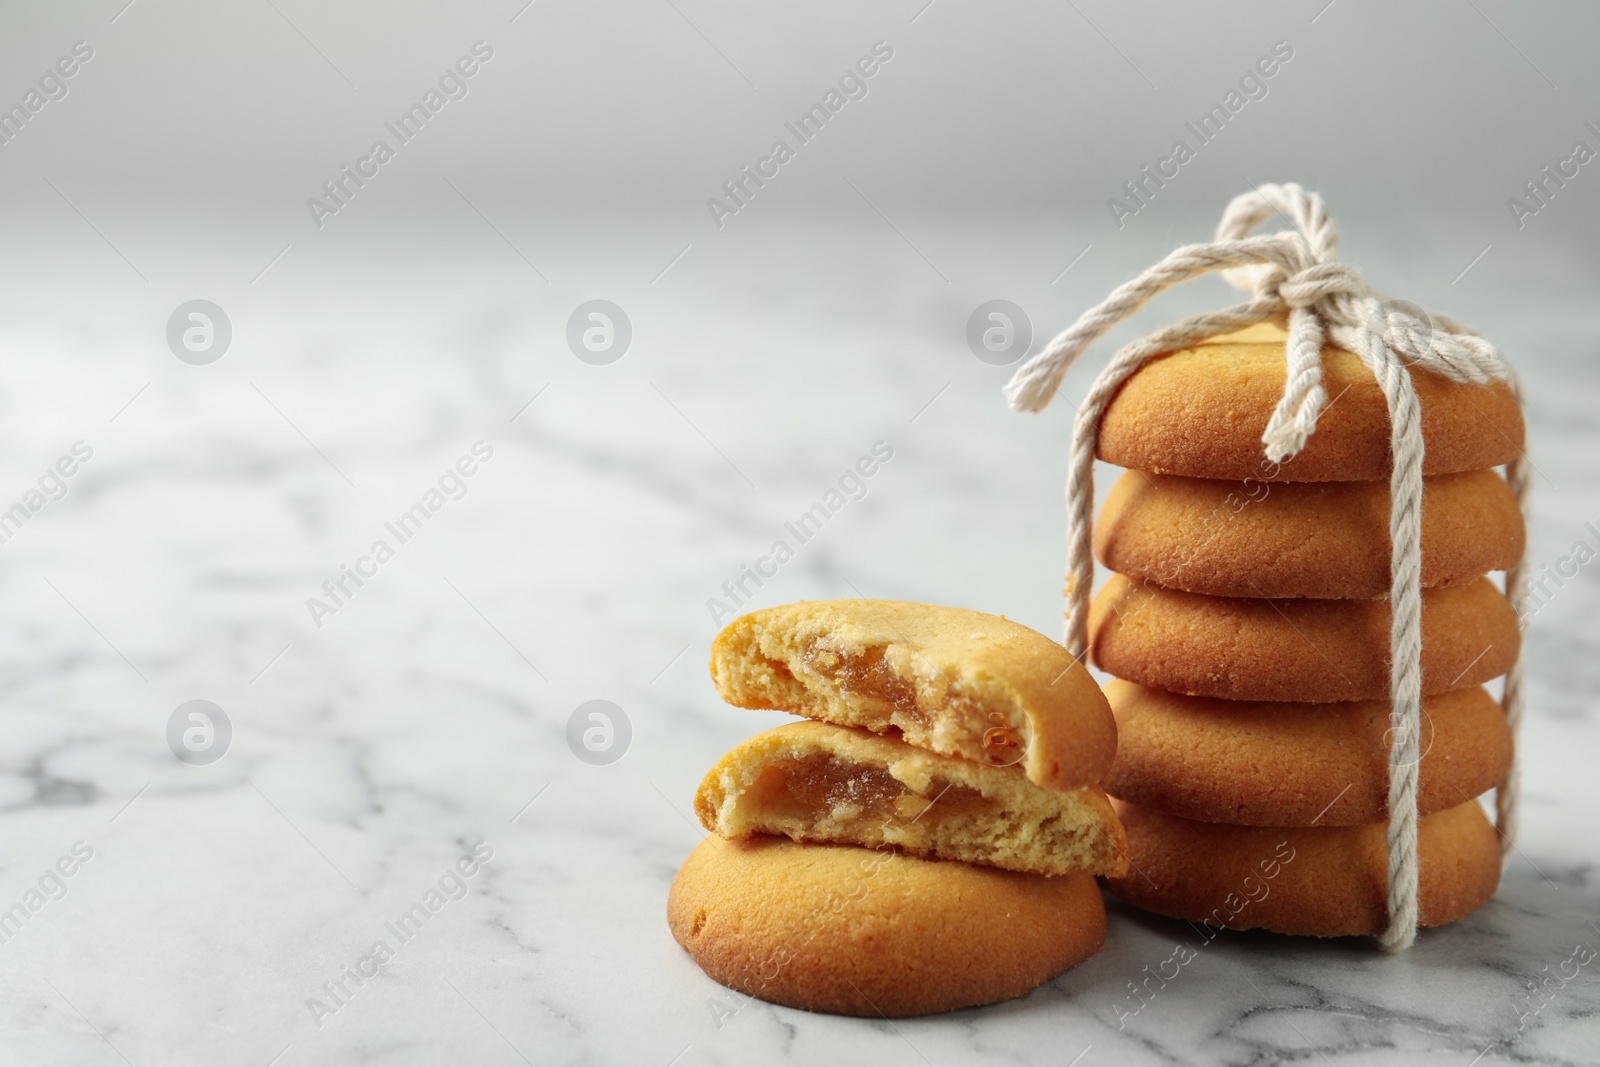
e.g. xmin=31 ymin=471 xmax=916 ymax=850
xmin=0 ymin=217 xmax=1596 ymax=1067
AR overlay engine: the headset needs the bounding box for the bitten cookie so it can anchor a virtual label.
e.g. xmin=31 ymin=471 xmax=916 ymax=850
xmin=1102 ymin=680 xmax=1512 ymax=826
xmin=1095 ymin=468 xmax=1524 ymax=599
xmin=668 ymin=834 xmax=1106 ymax=1016
xmin=1089 ymin=574 xmax=1519 ymax=703
xmin=696 ymin=720 xmax=1129 ymax=877
xmin=1101 ymin=798 xmax=1501 ymax=937
xmin=1096 ymin=321 xmax=1525 ymax=482
xmin=711 ymin=600 xmax=1115 ymax=790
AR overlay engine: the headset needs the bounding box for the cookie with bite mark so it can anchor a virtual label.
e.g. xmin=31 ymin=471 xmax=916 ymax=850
xmin=711 ymin=600 xmax=1116 ymax=790
xmin=696 ymin=720 xmax=1128 ymax=877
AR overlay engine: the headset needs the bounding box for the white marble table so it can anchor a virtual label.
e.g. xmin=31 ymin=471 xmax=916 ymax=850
xmin=0 ymin=216 xmax=1595 ymax=1067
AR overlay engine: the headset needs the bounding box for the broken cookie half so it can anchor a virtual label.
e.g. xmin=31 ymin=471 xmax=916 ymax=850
xmin=695 ymin=720 xmax=1129 ymax=878
xmin=710 ymin=599 xmax=1115 ymax=791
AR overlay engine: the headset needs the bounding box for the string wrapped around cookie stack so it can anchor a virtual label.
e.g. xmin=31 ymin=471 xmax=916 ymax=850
xmin=1006 ymin=183 xmax=1529 ymax=950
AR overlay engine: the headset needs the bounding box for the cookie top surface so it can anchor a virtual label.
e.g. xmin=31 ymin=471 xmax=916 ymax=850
xmin=667 ymin=833 xmax=1106 ymax=1017
xmin=711 ymin=599 xmax=1115 ymax=790
xmin=1095 ymin=468 xmax=1525 ymax=599
xmin=1089 ymin=573 xmax=1519 ymax=703
xmin=1102 ymin=681 xmax=1512 ymax=826
xmin=1096 ymin=322 xmax=1525 ymax=482
xmin=1101 ymin=798 xmax=1500 ymax=937
xmin=695 ymin=720 xmax=1128 ymax=877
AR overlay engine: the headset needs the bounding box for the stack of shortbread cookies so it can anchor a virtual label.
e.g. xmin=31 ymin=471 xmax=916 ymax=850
xmin=668 ymin=600 xmax=1129 ymax=1016
xmin=1084 ymin=321 xmax=1525 ymax=937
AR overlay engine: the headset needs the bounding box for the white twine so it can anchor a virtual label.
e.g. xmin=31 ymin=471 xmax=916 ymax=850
xmin=1005 ymin=183 xmax=1528 ymax=951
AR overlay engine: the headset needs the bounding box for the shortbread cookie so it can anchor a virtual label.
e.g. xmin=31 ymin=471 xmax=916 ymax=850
xmin=1096 ymin=321 xmax=1524 ymax=482
xmin=1102 ymin=681 xmax=1512 ymax=826
xmin=1095 ymin=468 xmax=1524 ymax=599
xmin=711 ymin=600 xmax=1115 ymax=790
xmin=696 ymin=721 xmax=1128 ymax=877
xmin=1089 ymin=574 xmax=1518 ymax=703
xmin=668 ymin=834 xmax=1106 ymax=1016
xmin=1101 ymin=798 xmax=1500 ymax=937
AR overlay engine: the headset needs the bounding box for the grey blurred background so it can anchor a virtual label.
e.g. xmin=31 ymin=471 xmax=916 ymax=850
xmin=5 ymin=0 xmax=1599 ymax=225
xmin=3 ymin=0 xmax=1597 ymax=280
xmin=0 ymin=0 xmax=1593 ymax=660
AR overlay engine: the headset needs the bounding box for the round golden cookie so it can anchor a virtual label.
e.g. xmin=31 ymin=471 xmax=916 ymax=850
xmin=695 ymin=720 xmax=1129 ymax=877
xmin=1101 ymin=797 xmax=1501 ymax=937
xmin=711 ymin=599 xmax=1116 ymax=791
xmin=667 ymin=834 xmax=1106 ymax=1017
xmin=1088 ymin=573 xmax=1519 ymax=703
xmin=1102 ymin=680 xmax=1513 ymax=826
xmin=1096 ymin=321 xmax=1524 ymax=482
xmin=1095 ymin=468 xmax=1524 ymax=599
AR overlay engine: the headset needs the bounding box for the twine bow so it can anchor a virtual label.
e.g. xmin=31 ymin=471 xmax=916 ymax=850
xmin=1005 ymin=183 xmax=1528 ymax=951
